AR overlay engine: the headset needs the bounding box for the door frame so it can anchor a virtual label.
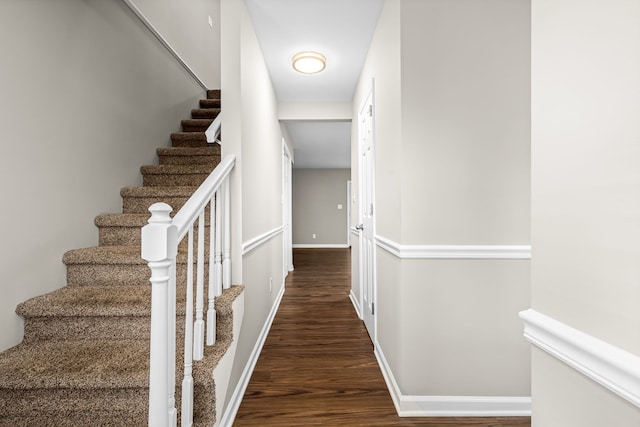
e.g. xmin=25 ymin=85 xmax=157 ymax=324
xmin=358 ymin=79 xmax=376 ymax=343
xmin=282 ymin=139 xmax=294 ymax=276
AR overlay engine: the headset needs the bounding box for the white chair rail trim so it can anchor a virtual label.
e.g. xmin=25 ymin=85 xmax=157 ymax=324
xmin=375 ymin=235 xmax=531 ymax=259
xmin=374 ymin=344 xmax=531 ymax=417
xmin=121 ymin=0 xmax=208 ymax=91
xmin=242 ymin=226 xmax=285 ymax=255
xmin=520 ymin=309 xmax=640 ymax=408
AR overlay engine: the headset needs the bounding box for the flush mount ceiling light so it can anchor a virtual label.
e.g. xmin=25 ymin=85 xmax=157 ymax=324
xmin=292 ymin=51 xmax=326 ymax=74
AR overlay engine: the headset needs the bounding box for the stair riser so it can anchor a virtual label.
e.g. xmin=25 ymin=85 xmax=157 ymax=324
xmin=158 ymin=154 xmax=220 ymax=166
xmin=0 ymin=388 xmax=147 ymax=420
xmin=99 ymin=223 xmax=210 ymax=247
xmin=171 ymin=133 xmax=208 ymax=147
xmin=191 ymin=109 xmax=221 ymax=119
xmin=66 ymin=262 xmax=213 ymax=287
xmin=142 ymin=173 xmax=210 ymax=187
xmin=23 ymin=317 xmax=152 ymax=342
xmin=200 ymin=99 xmax=221 ymax=109
xmin=182 ymin=124 xmax=209 ymax=132
xmin=122 ymin=195 xmax=191 ymax=214
xmin=207 ymin=89 xmax=221 ymax=99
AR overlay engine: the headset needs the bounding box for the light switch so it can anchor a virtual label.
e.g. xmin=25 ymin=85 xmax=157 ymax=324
xmin=337 ymin=204 xmax=343 ymax=210
xmin=208 ymin=16 xmax=213 ymax=28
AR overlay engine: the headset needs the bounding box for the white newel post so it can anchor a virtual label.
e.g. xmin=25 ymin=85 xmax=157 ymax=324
xmin=142 ymin=203 xmax=178 ymax=427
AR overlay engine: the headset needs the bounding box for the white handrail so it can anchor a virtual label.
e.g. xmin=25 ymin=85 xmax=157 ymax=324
xmin=205 ymin=113 xmax=222 ymax=144
xmin=142 ymin=154 xmax=236 ymax=426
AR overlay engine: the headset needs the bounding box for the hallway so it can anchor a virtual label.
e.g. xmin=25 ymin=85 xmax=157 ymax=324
xmin=234 ymin=249 xmax=531 ymax=426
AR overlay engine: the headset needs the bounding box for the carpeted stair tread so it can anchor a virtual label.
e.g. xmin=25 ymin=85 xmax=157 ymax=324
xmin=0 ymin=339 xmax=149 ymax=389
xmin=207 ymin=89 xmax=220 ymax=99
xmin=191 ymin=108 xmax=221 ymax=119
xmin=16 ymin=285 xmax=153 ymax=318
xmin=17 ymin=284 xmax=239 ymax=321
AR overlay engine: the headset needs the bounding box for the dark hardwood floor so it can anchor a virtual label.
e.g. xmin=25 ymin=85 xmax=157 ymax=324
xmin=233 ymin=248 xmax=530 ymax=427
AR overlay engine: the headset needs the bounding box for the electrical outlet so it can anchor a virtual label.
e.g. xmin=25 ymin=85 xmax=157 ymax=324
xmin=312 ymin=233 xmax=316 ymax=239
xmin=269 ymin=277 xmax=273 ymax=293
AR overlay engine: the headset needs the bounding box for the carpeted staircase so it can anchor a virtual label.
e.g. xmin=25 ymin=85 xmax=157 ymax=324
xmin=0 ymin=90 xmax=242 ymax=426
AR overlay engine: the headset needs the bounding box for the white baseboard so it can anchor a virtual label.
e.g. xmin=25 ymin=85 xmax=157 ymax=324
xmin=520 ymin=308 xmax=640 ymax=408
xmin=293 ymin=244 xmax=350 ymax=249
xmin=217 ymin=285 xmax=285 ymax=427
xmin=374 ymin=344 xmax=531 ymax=417
xmin=349 ymin=290 xmax=362 ymax=320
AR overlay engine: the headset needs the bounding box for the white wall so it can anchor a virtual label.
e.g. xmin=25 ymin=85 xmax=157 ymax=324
xmin=0 ymin=0 xmax=208 ymax=351
xmin=530 ymin=0 xmax=640 ymax=424
xmin=292 ymin=169 xmax=351 ymax=246
xmin=352 ymin=0 xmax=531 ymax=406
xmin=220 ymin=0 xmax=285 ymax=414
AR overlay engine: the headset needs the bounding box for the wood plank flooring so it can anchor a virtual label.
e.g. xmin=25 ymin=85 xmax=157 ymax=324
xmin=233 ymin=248 xmax=530 ymax=427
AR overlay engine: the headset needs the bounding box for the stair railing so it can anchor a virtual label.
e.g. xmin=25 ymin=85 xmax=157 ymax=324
xmin=205 ymin=112 xmax=222 ymax=144
xmin=142 ymin=154 xmax=236 ymax=427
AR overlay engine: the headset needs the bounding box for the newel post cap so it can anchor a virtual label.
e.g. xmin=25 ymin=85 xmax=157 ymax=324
xmin=141 ymin=203 xmax=178 ymax=261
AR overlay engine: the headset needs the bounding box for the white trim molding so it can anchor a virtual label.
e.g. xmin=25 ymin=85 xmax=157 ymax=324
xmin=242 ymin=226 xmax=285 ymax=255
xmin=520 ymin=309 xmax=640 ymax=408
xmin=375 ymin=235 xmax=531 ymax=260
xmin=122 ymin=0 xmax=208 ymax=91
xmin=374 ymin=344 xmax=531 ymax=417
xmin=292 ymin=244 xmax=350 ymax=249
xmin=218 ymin=285 xmax=285 ymax=427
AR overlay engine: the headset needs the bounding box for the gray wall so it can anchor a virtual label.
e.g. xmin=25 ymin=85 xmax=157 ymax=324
xmin=352 ymin=0 xmax=531 ymax=399
xmin=531 ymin=0 xmax=640 ymax=424
xmin=0 ymin=0 xmax=213 ymax=351
xmin=292 ymin=169 xmax=351 ymax=246
xmin=130 ymin=0 xmax=221 ymax=89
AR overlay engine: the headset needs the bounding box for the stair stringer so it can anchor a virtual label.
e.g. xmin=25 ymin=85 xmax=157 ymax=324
xmin=213 ymin=290 xmax=245 ymax=427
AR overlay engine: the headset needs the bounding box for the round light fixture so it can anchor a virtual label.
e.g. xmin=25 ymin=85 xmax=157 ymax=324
xmin=292 ymin=51 xmax=326 ymax=74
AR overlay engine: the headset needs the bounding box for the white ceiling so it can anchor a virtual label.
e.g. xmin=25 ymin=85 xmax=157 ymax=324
xmin=245 ymin=0 xmax=384 ymax=168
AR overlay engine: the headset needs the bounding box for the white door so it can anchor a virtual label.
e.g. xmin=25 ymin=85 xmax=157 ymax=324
xmin=359 ymin=84 xmax=376 ymax=342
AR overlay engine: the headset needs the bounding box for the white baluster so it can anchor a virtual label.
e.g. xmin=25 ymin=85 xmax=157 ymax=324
xmin=215 ymin=189 xmax=223 ymax=295
xmin=223 ymin=177 xmax=232 ymax=289
xmin=206 ymin=194 xmax=217 ymax=346
xmin=167 ymin=259 xmax=177 ymax=427
xmin=193 ymin=211 xmax=205 ymax=360
xmin=181 ymin=226 xmax=195 ymax=427
xmin=141 ymin=203 xmax=177 ymax=427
